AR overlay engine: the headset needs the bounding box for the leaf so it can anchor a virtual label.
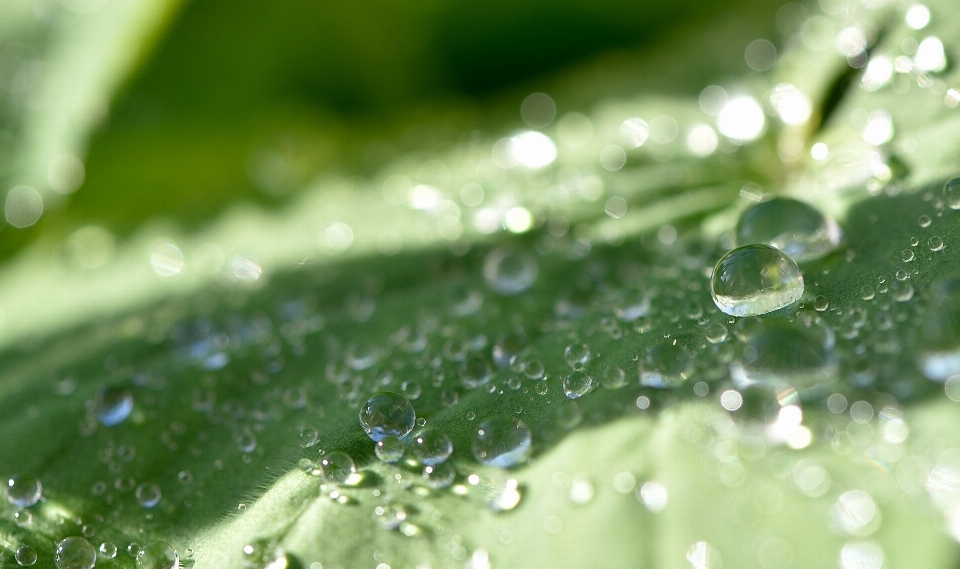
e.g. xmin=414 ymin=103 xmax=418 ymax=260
xmin=2 ymin=0 xmax=960 ymax=568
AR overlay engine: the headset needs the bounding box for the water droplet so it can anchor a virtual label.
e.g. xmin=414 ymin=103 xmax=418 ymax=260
xmin=564 ymin=343 xmax=591 ymax=368
xmin=483 ymin=246 xmax=538 ymax=295
xmin=14 ymin=510 xmax=32 ymax=527
xmin=599 ymin=366 xmax=626 ymax=389
xmin=686 ymin=541 xmax=722 ymax=569
xmin=920 ymin=277 xmax=960 ymax=380
xmin=320 ymin=451 xmax=356 ymax=484
xmin=840 ymin=540 xmax=884 ymax=569
xmin=919 ymin=214 xmax=932 ymax=227
xmin=135 ymin=483 xmax=162 ymax=508
xmin=99 ymin=542 xmax=118 ymax=559
xmin=640 ymin=343 xmax=693 ymax=388
xmin=136 ymin=541 xmax=179 ymax=569
xmin=410 ymin=429 xmax=453 ymax=466
xmin=832 ymin=491 xmax=879 ymax=536
xmin=298 ymin=428 xmax=319 ymax=448
xmin=345 ymin=340 xmax=380 ymax=370
xmin=95 ymin=386 xmax=133 ymax=427
xmin=461 ymin=356 xmax=492 ymax=389
xmin=400 ymin=380 xmax=422 ymax=400
xmin=705 ymin=323 xmax=728 ymax=344
xmin=492 ymin=333 xmax=526 ymax=367
xmin=55 ymin=537 xmax=96 ymax=569
xmin=891 ymin=280 xmax=913 ymax=302
xmin=423 ymin=462 xmax=456 ymax=489
xmin=901 ymin=249 xmax=915 ymax=263
xmin=374 ymin=503 xmax=407 ymax=530
xmin=375 ymin=435 xmax=405 ymax=463
xmin=359 ymin=392 xmax=416 ymax=442
xmin=5 ymin=475 xmax=41 ymax=508
xmin=814 ymin=296 xmax=830 ymax=311
xmin=944 ymin=177 xmax=960 ymax=210
xmin=731 ymin=319 xmax=836 ymax=396
xmin=563 ymin=371 xmax=595 ymax=399
xmin=16 ymin=545 xmax=37 ymax=566
xmin=929 ymin=236 xmax=945 ymax=251
xmin=735 ymin=197 xmax=842 ymax=262
xmin=711 ymin=244 xmax=804 ymax=317
xmin=472 ymin=417 xmax=532 ymax=468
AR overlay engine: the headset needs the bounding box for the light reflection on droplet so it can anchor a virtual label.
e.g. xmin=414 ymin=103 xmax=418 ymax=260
xmin=720 ymin=389 xmax=743 ymax=411
xmin=520 ymin=93 xmax=556 ymax=128
xmin=48 ymin=154 xmax=85 ymax=194
xmin=5 ymin=186 xmax=42 ymax=228
xmin=832 ymin=490 xmax=879 ymax=536
xmin=687 ymin=125 xmax=718 ymax=156
xmin=811 ymin=142 xmax=829 ymax=160
xmin=686 ymin=541 xmax=722 ymax=569
xmin=637 ymin=481 xmax=668 ymax=512
xmin=770 ymin=84 xmax=811 ymax=125
xmin=510 ymin=131 xmax=557 ymax=168
xmin=150 ymin=242 xmax=184 ymax=277
xmin=699 ymin=85 xmax=728 ymax=116
xmin=229 ymin=254 xmax=262 ymax=281
xmin=620 ymin=118 xmax=649 ymax=147
xmin=504 ymin=207 xmax=532 ymax=233
xmin=905 ymin=5 xmax=931 ymax=30
xmin=861 ymin=56 xmax=894 ymax=91
xmin=915 ymin=37 xmax=946 ymax=72
xmin=718 ymin=96 xmax=765 ymax=142
xmin=745 ymin=39 xmax=777 ymax=71
xmin=839 ymin=540 xmax=884 ymax=569
xmin=862 ymin=111 xmax=893 ymax=145
xmin=650 ymin=115 xmax=679 ymax=144
xmin=325 ymin=222 xmax=354 ymax=251
xmin=835 ymin=27 xmax=867 ymax=58
xmin=600 ymin=145 xmax=626 ymax=171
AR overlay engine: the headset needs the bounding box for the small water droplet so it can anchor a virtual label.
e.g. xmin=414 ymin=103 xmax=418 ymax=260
xmin=136 ymin=542 xmax=179 ymax=569
xmin=919 ymin=214 xmax=932 ymax=227
xmin=483 ymin=246 xmax=538 ymax=295
xmin=359 ymin=392 xmax=416 ymax=442
xmin=320 ymin=451 xmax=356 ymax=484
xmin=5 ymin=475 xmax=41 ymax=508
xmin=99 ymin=542 xmax=118 ymax=559
xmin=599 ymin=366 xmax=627 ymax=389
xmin=423 ymin=462 xmax=456 ymax=489
xmin=640 ymin=343 xmax=693 ymax=388
xmin=410 ymin=429 xmax=453 ymax=466
xmin=814 ymin=295 xmax=830 ymax=311
xmin=929 ymin=236 xmax=945 ymax=251
xmin=705 ymin=323 xmax=728 ymax=344
xmin=55 ymin=537 xmax=97 ymax=569
xmin=135 ymin=483 xmax=161 ymax=508
xmin=711 ymin=244 xmax=803 ymax=317
xmin=735 ymin=197 xmax=842 ymax=262
xmin=901 ymin=249 xmax=915 ymax=263
xmin=298 ymin=427 xmax=319 ymax=448
xmin=16 ymin=545 xmax=37 ymax=566
xmin=375 ymin=435 xmax=405 ymax=463
xmin=563 ymin=343 xmax=591 ymax=368
xmin=472 ymin=417 xmax=532 ymax=468
xmin=562 ymin=371 xmax=595 ymax=399
xmin=95 ymin=386 xmax=134 ymax=427
xmin=943 ymin=177 xmax=960 ymax=209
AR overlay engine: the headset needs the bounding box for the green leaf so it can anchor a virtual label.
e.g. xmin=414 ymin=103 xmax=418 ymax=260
xmin=2 ymin=0 xmax=960 ymax=568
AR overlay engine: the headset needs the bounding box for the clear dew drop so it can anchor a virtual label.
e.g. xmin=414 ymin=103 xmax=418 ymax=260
xmin=472 ymin=416 xmax=532 ymax=468
xmin=298 ymin=427 xmax=318 ymax=448
xmin=16 ymin=545 xmax=37 ymax=566
xmin=639 ymin=343 xmax=693 ymax=388
xmin=929 ymin=236 xmax=945 ymax=251
xmin=95 ymin=386 xmax=134 ymax=427
xmin=492 ymin=333 xmax=526 ymax=367
xmin=704 ymin=323 xmax=728 ymax=344
xmin=55 ymin=537 xmax=97 ymax=569
xmin=136 ymin=541 xmax=179 ymax=569
xmin=99 ymin=542 xmax=118 ymax=559
xmin=423 ymin=462 xmax=456 ymax=489
xmin=482 ymin=246 xmax=538 ymax=295
xmin=711 ymin=244 xmax=804 ymax=317
xmin=6 ymin=475 xmax=41 ymax=508
xmin=563 ymin=371 xmax=595 ymax=399
xmin=359 ymin=392 xmax=416 ymax=442
xmin=920 ymin=277 xmax=960 ymax=380
xmin=944 ymin=177 xmax=960 ymax=210
xmin=320 ymin=451 xmax=356 ymax=484
xmin=599 ymin=366 xmax=626 ymax=389
xmin=919 ymin=214 xmax=932 ymax=227
xmin=410 ymin=429 xmax=453 ymax=466
xmin=564 ymin=343 xmax=591 ymax=368
xmin=375 ymin=435 xmax=405 ymax=463
xmin=735 ymin=197 xmax=843 ymax=262
xmin=901 ymin=249 xmax=915 ymax=263
xmin=135 ymin=483 xmax=162 ymax=508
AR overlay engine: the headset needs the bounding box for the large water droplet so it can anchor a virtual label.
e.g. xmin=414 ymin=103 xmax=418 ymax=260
xmin=410 ymin=429 xmax=453 ymax=466
xmin=483 ymin=246 xmax=538 ymax=295
xmin=95 ymin=386 xmax=134 ymax=427
xmin=55 ymin=537 xmax=96 ymax=569
xmin=735 ymin=197 xmax=842 ymax=262
xmin=136 ymin=541 xmax=179 ymax=569
xmin=359 ymin=392 xmax=416 ymax=442
xmin=472 ymin=417 xmax=532 ymax=468
xmin=5 ymin=475 xmax=41 ymax=508
xmin=711 ymin=244 xmax=803 ymax=317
